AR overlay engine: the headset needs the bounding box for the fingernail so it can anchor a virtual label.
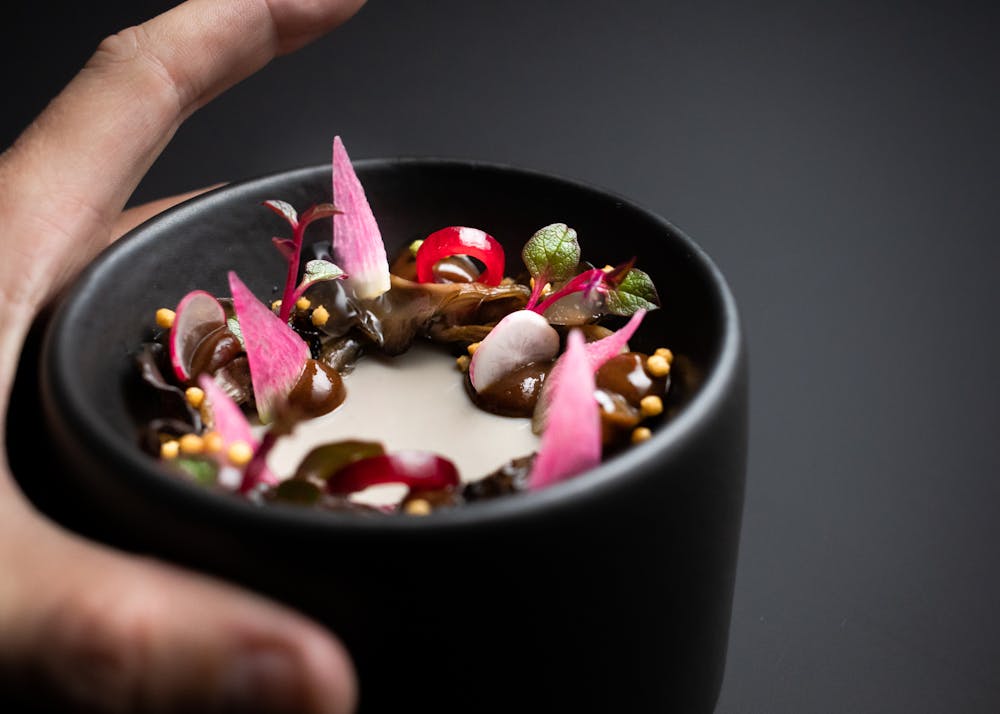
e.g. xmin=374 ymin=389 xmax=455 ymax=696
xmin=219 ymin=648 xmax=303 ymax=713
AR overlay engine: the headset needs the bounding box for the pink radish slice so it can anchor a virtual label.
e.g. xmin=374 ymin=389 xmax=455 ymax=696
xmin=327 ymin=451 xmax=459 ymax=496
xmin=528 ymin=330 xmax=601 ymax=489
xmin=469 ymin=310 xmax=560 ymax=391
xmin=169 ymin=290 xmax=226 ymax=383
xmin=332 ymin=136 xmax=390 ymax=299
xmin=228 ymin=272 xmax=309 ymax=424
xmin=532 ymin=309 xmax=647 ymax=433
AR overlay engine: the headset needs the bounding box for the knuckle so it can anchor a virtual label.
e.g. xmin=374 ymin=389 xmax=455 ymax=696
xmin=89 ymin=25 xmax=186 ymax=114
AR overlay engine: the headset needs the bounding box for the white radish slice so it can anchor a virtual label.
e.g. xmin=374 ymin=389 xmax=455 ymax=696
xmin=469 ymin=310 xmax=560 ymax=392
xmin=169 ymin=290 xmax=226 ymax=383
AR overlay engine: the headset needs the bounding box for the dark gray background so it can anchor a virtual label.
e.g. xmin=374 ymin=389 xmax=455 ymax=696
xmin=4 ymin=1 xmax=999 ymax=711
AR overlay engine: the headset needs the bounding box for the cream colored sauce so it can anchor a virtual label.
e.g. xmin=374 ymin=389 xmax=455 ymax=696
xmin=261 ymin=342 xmax=538 ymax=505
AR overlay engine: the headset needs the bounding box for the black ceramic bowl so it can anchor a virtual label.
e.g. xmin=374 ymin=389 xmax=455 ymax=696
xmin=41 ymin=159 xmax=747 ymax=713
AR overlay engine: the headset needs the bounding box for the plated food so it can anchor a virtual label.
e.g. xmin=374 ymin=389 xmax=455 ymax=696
xmin=136 ymin=137 xmax=672 ymax=514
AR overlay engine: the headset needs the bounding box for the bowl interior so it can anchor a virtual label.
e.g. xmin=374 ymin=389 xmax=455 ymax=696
xmin=43 ymin=158 xmax=733 ymax=527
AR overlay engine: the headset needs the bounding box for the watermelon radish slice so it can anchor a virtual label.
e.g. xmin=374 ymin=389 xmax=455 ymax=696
xmin=169 ymin=290 xmax=226 ymax=383
xmin=228 ymin=271 xmax=309 ymax=424
xmin=532 ymin=309 xmax=647 ymax=434
xmin=468 ymin=309 xmax=560 ymax=392
xmin=528 ymin=330 xmax=601 ymax=489
xmin=332 ymin=136 xmax=391 ymax=299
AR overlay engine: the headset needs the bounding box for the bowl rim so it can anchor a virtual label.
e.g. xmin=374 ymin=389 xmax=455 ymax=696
xmin=41 ymin=156 xmax=744 ymax=534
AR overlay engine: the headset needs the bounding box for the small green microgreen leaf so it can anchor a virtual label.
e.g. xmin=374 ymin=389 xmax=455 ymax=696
xmin=290 ymin=259 xmax=347 ymax=307
xmin=303 ymin=259 xmax=346 ymax=283
xmin=263 ymin=199 xmax=298 ymax=227
xmin=272 ymin=478 xmax=322 ymax=505
xmin=226 ymin=315 xmax=245 ymax=348
xmin=521 ymin=223 xmax=581 ymax=284
xmin=174 ymin=457 xmax=219 ymax=486
xmin=605 ymin=268 xmax=661 ymax=316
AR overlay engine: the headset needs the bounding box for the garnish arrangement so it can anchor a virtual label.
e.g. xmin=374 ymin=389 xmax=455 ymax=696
xmin=136 ymin=137 xmax=672 ymax=515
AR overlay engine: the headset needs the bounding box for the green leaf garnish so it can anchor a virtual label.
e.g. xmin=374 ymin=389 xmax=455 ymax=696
xmin=272 ymin=479 xmax=322 ymax=505
xmin=605 ymin=268 xmax=660 ymax=316
xmin=293 ymin=440 xmax=386 ymax=483
xmin=303 ymin=259 xmax=346 ymax=283
xmin=174 ymin=457 xmax=219 ymax=486
xmin=226 ymin=315 xmax=245 ymax=348
xmin=289 ymin=259 xmax=347 ymax=306
xmin=522 ymin=223 xmax=581 ymax=284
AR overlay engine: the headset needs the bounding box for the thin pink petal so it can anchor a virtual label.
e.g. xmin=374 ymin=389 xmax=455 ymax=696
xmin=228 ymin=271 xmax=309 ymax=424
xmin=528 ymin=330 xmax=601 ymax=489
xmin=332 ymin=136 xmax=390 ymax=299
xmin=532 ymin=309 xmax=647 ymax=434
xmin=197 ymin=374 xmax=257 ymax=449
xmin=197 ymin=375 xmax=278 ymax=489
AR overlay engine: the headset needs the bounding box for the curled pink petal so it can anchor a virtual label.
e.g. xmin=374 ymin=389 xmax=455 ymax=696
xmin=532 ymin=309 xmax=647 ymax=433
xmin=228 ymin=271 xmax=309 ymax=424
xmin=528 ymin=330 xmax=601 ymax=489
xmin=332 ymin=136 xmax=390 ymax=299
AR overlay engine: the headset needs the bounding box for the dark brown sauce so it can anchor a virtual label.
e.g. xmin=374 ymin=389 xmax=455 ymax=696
xmin=467 ymin=361 xmax=553 ymax=417
xmin=594 ymin=352 xmax=667 ymax=407
xmin=190 ymin=326 xmax=242 ymax=377
xmin=287 ymin=359 xmax=346 ymax=418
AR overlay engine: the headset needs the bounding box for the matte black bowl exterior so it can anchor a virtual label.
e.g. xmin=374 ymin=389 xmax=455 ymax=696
xmin=41 ymin=160 xmax=747 ymax=713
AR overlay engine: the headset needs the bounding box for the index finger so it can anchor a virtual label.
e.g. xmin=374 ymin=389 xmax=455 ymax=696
xmin=0 ymin=0 xmax=366 ymax=306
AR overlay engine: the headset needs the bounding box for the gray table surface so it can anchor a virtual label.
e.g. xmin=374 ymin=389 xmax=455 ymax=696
xmin=4 ymin=1 xmax=999 ymax=711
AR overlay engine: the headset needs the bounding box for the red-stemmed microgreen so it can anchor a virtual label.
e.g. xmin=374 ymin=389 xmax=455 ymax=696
xmin=414 ymin=226 xmax=506 ymax=285
xmin=228 ymin=271 xmax=310 ymax=424
xmin=264 ymin=199 xmax=341 ymax=323
xmin=332 ymin=136 xmax=391 ymax=299
xmin=528 ymin=330 xmax=602 ymax=489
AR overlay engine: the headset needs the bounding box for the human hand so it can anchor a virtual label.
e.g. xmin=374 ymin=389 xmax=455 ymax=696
xmin=0 ymin=1 xmax=367 ymax=711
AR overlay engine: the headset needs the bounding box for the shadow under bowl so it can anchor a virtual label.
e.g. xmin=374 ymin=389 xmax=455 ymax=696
xmin=40 ymin=159 xmax=747 ymax=713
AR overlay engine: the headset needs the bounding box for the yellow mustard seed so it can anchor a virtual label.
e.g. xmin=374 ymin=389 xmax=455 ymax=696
xmin=646 ymin=354 xmax=671 ymax=377
xmin=456 ymin=355 xmax=471 ymax=372
xmin=160 ymin=440 xmax=180 ymax=459
xmin=631 ymin=427 xmax=653 ymax=444
xmin=185 ymin=386 xmax=205 ymax=408
xmin=296 ymin=296 xmax=311 ymax=311
xmin=227 ymin=440 xmax=254 ymax=467
xmin=467 ymin=341 xmax=481 ymax=355
xmin=178 ymin=433 xmax=205 ymax=455
xmin=640 ymin=395 xmax=664 ymax=418
xmin=311 ymin=305 xmax=330 ymax=326
xmin=654 ymin=347 xmax=674 ymax=363
xmin=156 ymin=308 xmax=176 ymax=329
xmin=203 ymin=431 xmax=224 ymax=454
xmin=405 ymin=499 xmax=432 ymax=516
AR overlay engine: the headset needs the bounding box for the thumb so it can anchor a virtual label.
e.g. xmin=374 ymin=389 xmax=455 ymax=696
xmin=0 ymin=505 xmax=356 ymax=713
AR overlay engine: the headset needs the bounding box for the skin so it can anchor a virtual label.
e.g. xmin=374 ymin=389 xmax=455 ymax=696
xmin=0 ymin=1 xmax=367 ymax=712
